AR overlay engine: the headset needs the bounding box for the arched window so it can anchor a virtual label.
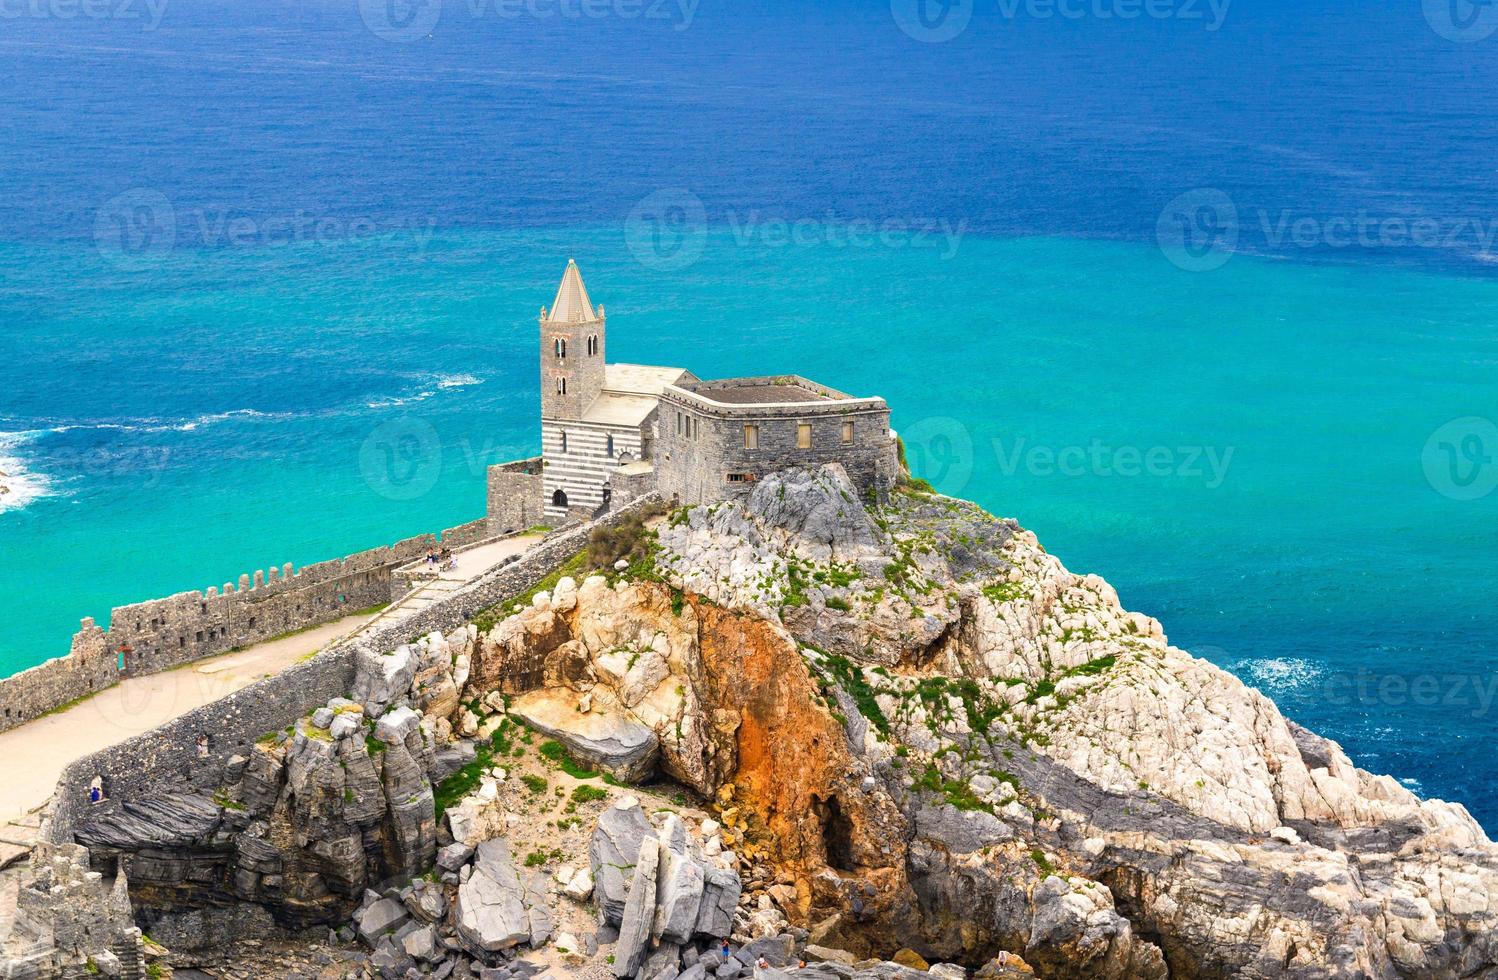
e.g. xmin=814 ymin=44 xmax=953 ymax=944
xmin=555 ymin=338 xmax=566 ymax=359
xmin=552 ymin=488 xmax=568 ymax=508
xmin=556 ymin=376 xmax=566 ymax=396
xmin=606 ymin=434 xmax=615 ymax=457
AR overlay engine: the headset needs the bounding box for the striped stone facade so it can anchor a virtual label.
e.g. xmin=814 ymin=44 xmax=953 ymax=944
xmin=541 ymin=420 xmax=647 ymax=519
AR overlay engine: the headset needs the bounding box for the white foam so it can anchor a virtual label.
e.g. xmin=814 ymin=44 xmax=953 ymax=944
xmin=1238 ymin=657 xmax=1323 ymax=696
xmin=367 ymin=373 xmax=484 ymax=408
xmin=0 ymin=430 xmax=55 ymax=514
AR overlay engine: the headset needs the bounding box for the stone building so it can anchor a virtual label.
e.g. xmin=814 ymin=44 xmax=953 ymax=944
xmin=508 ymin=261 xmax=899 ymax=525
xmin=538 ymin=261 xmax=695 ymax=521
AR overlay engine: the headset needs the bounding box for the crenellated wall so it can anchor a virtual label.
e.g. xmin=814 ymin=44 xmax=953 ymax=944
xmin=0 ymin=518 xmax=492 ymax=735
xmin=42 ymin=494 xmax=664 ymax=846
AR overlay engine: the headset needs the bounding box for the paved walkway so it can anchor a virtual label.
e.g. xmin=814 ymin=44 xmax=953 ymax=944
xmin=0 ymin=615 xmax=363 ymax=829
xmin=0 ymin=532 xmax=543 ymax=832
xmin=359 ymin=533 xmax=541 ymax=632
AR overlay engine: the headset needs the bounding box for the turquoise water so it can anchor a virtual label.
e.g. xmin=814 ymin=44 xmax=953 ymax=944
xmin=4 ymin=228 xmax=1496 ymax=824
xmin=5 ymin=0 xmax=1498 ymax=827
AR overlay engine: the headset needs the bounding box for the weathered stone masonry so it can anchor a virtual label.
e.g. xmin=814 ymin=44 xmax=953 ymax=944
xmin=0 ymin=517 xmax=489 ymax=735
xmin=43 ymin=494 xmax=663 ymax=846
xmin=655 ymin=376 xmax=900 ymax=506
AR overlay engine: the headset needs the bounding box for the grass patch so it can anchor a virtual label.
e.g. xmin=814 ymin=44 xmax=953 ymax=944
xmin=815 ymin=648 xmax=890 ymax=737
xmin=521 ymin=773 xmax=548 ymax=794
xmin=981 ymin=581 xmax=1027 ymax=604
xmin=913 ymin=763 xmax=994 ymax=814
xmin=1030 ymin=849 xmax=1055 ymax=875
xmin=539 ymin=739 xmax=600 ymax=779
xmin=571 ymin=784 xmax=609 ymax=805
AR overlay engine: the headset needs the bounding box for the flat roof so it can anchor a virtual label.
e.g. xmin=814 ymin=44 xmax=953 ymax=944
xmin=581 ymin=392 xmax=661 ymax=427
xmin=605 ymin=363 xmax=694 ymax=397
xmin=678 ymin=375 xmax=854 ymax=406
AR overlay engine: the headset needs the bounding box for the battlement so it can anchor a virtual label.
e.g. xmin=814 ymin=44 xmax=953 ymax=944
xmin=0 ymin=517 xmax=492 ymax=735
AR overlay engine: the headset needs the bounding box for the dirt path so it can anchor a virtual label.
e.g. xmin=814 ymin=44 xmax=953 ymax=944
xmin=0 ymin=614 xmax=366 ymax=825
xmin=0 ymin=531 xmax=545 ymax=829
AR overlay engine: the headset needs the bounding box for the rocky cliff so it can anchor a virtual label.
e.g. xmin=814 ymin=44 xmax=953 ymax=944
xmin=18 ymin=464 xmax=1498 ymax=980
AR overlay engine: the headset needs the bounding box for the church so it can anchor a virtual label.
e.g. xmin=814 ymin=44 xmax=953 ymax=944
xmin=489 ymin=261 xmax=902 ymax=528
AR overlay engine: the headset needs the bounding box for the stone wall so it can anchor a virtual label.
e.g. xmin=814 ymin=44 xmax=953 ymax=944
xmin=44 ymin=494 xmax=664 ymax=846
xmin=486 ymin=456 xmax=546 ymax=535
xmin=0 ymin=620 xmax=114 ymax=732
xmin=655 ymin=381 xmax=899 ymax=506
xmin=0 ymin=518 xmax=492 ymax=736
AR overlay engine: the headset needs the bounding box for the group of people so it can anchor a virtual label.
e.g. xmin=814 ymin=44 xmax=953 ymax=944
xmin=717 ymin=942 xmax=809 ymax=977
xmin=424 ymin=547 xmax=457 ymax=573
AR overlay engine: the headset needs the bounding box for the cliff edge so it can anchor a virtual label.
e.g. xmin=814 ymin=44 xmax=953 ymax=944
xmin=12 ymin=465 xmax=1497 ymax=980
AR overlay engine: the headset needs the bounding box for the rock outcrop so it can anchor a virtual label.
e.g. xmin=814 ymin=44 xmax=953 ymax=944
xmin=18 ymin=463 xmax=1498 ymax=980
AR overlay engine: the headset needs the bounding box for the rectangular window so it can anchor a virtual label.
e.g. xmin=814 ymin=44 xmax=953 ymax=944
xmin=744 ymin=424 xmax=759 ymax=450
xmin=797 ymin=423 xmax=812 ymax=449
xmin=726 ymin=473 xmax=757 ymax=483
xmin=841 ymin=421 xmax=854 ymax=445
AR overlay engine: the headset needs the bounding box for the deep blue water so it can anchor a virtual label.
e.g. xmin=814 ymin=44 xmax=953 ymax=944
xmin=2 ymin=0 xmax=1498 ymax=826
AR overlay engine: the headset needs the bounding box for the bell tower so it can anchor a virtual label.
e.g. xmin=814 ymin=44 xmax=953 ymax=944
xmin=540 ymin=259 xmax=606 ymax=421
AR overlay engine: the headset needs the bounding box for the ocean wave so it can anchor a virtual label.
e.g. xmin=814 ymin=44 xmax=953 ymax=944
xmin=6 ymin=409 xmax=288 ymax=436
xmin=1236 ymin=656 xmax=1324 ymax=696
xmin=367 ymin=373 xmax=484 ymax=408
xmin=0 ymin=431 xmax=56 ymax=514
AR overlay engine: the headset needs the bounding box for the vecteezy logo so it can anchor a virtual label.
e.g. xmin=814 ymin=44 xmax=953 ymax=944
xmin=1423 ymin=416 xmax=1498 ymax=501
xmin=94 ymin=189 xmax=176 ymax=271
xmin=624 ymin=188 xmax=708 ymax=272
xmin=359 ymin=0 xmax=442 ymax=42
xmin=360 ymin=416 xmax=443 ymax=500
xmin=899 ymin=416 xmax=974 ymax=496
xmin=1423 ymin=0 xmax=1498 ymax=42
xmin=1156 ymin=188 xmax=1239 ymax=272
xmin=890 ymin=0 xmax=973 ymax=42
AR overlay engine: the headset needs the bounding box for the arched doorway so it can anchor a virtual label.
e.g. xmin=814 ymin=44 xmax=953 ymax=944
xmin=552 ymin=488 xmax=568 ymax=508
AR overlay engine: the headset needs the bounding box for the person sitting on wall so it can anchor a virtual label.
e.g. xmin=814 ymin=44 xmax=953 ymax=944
xmin=196 ymin=734 xmax=210 ymax=759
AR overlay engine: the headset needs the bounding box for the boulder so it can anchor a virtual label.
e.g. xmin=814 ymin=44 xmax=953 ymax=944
xmin=510 ymin=691 xmax=659 ymax=783
xmin=357 ymin=898 xmax=410 ymax=948
xmin=330 ymin=713 xmax=363 ymax=740
xmin=654 ymin=815 xmax=706 ymax=944
xmin=353 ymin=643 xmax=417 ymax=716
xmin=590 ymin=798 xmax=656 ymax=923
xmin=694 ymin=867 xmax=741 ymax=940
xmin=455 ymin=840 xmax=535 ymax=956
xmin=614 ymin=835 xmax=661 ymax=978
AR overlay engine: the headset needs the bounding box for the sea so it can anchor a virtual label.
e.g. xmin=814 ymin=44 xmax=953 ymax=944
xmin=2 ymin=0 xmax=1497 ymax=827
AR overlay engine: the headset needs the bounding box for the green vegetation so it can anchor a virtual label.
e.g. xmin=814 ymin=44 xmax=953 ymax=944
xmin=825 ymin=595 xmax=851 ymax=611
xmin=521 ymin=773 xmax=548 ymax=794
xmin=981 ymin=581 xmax=1027 ymax=604
xmin=571 ymin=784 xmax=609 ymax=805
xmin=539 ymin=739 xmax=600 ymax=779
xmin=472 ymin=548 xmax=591 ymax=633
xmin=913 ymin=763 xmax=994 ymax=814
xmin=1030 ymin=849 xmax=1055 ymax=875
xmin=588 ymin=501 xmax=669 ymax=569
xmin=434 ymin=723 xmax=520 ymax=820
xmin=813 ymin=647 xmax=890 ymax=737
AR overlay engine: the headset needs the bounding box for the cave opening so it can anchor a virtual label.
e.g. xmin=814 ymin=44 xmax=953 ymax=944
xmin=820 ymin=795 xmax=857 ymax=873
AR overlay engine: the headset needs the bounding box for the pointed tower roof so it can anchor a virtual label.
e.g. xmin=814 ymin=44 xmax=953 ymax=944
xmin=546 ymin=259 xmax=598 ymax=323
